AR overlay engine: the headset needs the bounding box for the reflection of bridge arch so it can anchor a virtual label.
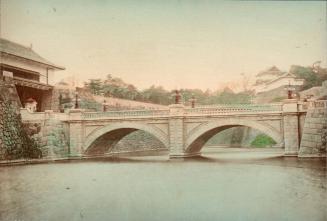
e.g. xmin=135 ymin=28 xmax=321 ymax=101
xmin=185 ymin=118 xmax=283 ymax=154
xmin=83 ymin=122 xmax=169 ymax=155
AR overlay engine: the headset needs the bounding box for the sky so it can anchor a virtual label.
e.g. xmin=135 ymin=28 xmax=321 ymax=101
xmin=1 ymin=0 xmax=326 ymax=90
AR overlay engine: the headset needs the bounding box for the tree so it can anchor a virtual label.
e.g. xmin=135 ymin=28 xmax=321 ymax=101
xmin=84 ymin=79 xmax=103 ymax=95
xmin=251 ymin=134 xmax=276 ymax=148
xmin=290 ymin=65 xmax=327 ymax=90
xmin=126 ymin=84 xmax=139 ymax=100
xmin=141 ymin=86 xmax=171 ymax=105
xmin=83 ymin=74 xmax=252 ymax=105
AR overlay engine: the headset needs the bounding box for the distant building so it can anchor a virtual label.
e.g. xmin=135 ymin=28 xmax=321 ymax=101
xmin=253 ymin=66 xmax=304 ymax=94
xmin=0 ymin=38 xmax=64 ymax=111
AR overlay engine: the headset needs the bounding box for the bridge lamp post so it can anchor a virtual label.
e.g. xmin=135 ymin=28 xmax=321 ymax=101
xmin=173 ymin=90 xmax=182 ymax=104
xmin=284 ymin=82 xmax=296 ymax=99
xmin=189 ymin=95 xmax=196 ymax=108
xmin=74 ymin=91 xmax=79 ymax=109
xmin=103 ymin=99 xmax=107 ymax=112
xmin=59 ymin=94 xmax=64 ymax=113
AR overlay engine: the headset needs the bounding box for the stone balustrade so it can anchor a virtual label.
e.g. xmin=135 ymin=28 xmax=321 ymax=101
xmin=299 ymin=100 xmax=327 ymax=110
xmin=20 ymin=108 xmax=69 ymax=122
xmin=310 ymin=100 xmax=327 ymax=109
xmin=82 ymin=109 xmax=170 ymax=120
xmin=185 ymin=103 xmax=283 ymax=116
xmin=20 ymin=108 xmax=48 ymax=121
xmin=80 ymin=103 xmax=284 ymax=119
xmin=20 ymin=103 xmax=289 ymax=122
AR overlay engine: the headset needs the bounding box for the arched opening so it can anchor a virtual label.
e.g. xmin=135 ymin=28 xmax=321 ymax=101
xmin=205 ymin=126 xmax=278 ymax=149
xmin=185 ymin=120 xmax=283 ymax=155
xmin=83 ymin=123 xmax=169 ymax=156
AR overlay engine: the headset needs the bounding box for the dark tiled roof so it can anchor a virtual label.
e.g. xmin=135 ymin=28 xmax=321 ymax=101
xmin=0 ymin=38 xmax=64 ymax=70
xmin=256 ymin=66 xmax=284 ymax=77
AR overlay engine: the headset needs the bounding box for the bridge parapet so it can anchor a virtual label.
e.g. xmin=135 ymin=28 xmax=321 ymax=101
xmin=20 ymin=108 xmax=48 ymax=121
xmin=298 ymin=100 xmax=327 ymax=111
xmin=78 ymin=103 xmax=286 ymax=121
xmin=308 ymin=100 xmax=327 ymax=109
xmin=20 ymin=108 xmax=69 ymax=122
xmin=81 ymin=108 xmax=170 ymax=120
xmin=185 ymin=103 xmax=283 ymax=116
xmin=20 ymin=103 xmax=288 ymax=122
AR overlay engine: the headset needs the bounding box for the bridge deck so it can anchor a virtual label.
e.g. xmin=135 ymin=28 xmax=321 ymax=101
xmin=81 ymin=103 xmax=285 ymax=120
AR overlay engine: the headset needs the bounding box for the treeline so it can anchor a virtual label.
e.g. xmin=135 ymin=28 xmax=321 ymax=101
xmin=83 ymin=74 xmax=252 ymax=105
xmin=290 ymin=65 xmax=327 ymax=90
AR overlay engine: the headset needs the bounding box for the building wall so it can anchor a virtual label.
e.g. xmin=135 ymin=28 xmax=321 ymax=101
xmin=256 ymin=74 xmax=276 ymax=82
xmin=256 ymin=77 xmax=303 ymax=93
xmin=1 ymin=55 xmax=55 ymax=85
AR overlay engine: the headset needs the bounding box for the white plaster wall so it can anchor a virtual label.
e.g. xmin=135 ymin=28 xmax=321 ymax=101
xmin=257 ymin=75 xmax=276 ymax=81
xmin=257 ymin=77 xmax=304 ymax=93
xmin=1 ymin=56 xmax=56 ymax=85
xmin=47 ymin=69 xmax=55 ymax=85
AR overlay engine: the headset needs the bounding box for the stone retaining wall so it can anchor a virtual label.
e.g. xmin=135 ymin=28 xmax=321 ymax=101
xmin=19 ymin=110 xmax=70 ymax=158
xmin=0 ymin=80 xmax=42 ymax=160
xmin=41 ymin=116 xmax=69 ymax=158
xmin=299 ymin=105 xmax=327 ymax=157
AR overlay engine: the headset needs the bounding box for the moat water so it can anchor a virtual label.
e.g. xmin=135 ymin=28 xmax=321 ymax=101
xmin=0 ymin=148 xmax=326 ymax=221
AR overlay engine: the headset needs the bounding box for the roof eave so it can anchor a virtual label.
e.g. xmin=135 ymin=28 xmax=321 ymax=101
xmin=0 ymin=52 xmax=65 ymax=71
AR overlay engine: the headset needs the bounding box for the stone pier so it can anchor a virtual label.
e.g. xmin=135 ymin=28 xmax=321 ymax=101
xmin=282 ymin=99 xmax=301 ymax=156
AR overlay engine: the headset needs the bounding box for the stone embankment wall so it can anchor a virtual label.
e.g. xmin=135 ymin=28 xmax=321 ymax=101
xmin=40 ymin=115 xmax=68 ymax=158
xmin=0 ymin=80 xmax=21 ymax=159
xmin=0 ymin=80 xmax=69 ymax=160
xmin=19 ymin=110 xmax=69 ymax=158
xmin=299 ymin=101 xmax=327 ymax=157
xmin=0 ymin=80 xmax=41 ymax=160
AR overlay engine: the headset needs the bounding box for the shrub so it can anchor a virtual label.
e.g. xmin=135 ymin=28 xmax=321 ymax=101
xmin=251 ymin=134 xmax=276 ymax=148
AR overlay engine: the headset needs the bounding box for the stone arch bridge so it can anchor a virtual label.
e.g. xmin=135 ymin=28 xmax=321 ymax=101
xmin=21 ymin=100 xmax=311 ymax=158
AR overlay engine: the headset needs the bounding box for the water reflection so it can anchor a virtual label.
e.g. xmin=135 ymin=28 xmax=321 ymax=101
xmin=0 ymin=148 xmax=326 ymax=221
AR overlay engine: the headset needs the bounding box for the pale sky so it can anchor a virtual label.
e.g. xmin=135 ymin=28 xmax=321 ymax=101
xmin=1 ymin=0 xmax=326 ymax=90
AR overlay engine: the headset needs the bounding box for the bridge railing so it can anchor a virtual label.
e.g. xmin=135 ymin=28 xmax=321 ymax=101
xmin=310 ymin=100 xmax=327 ymax=109
xmin=20 ymin=109 xmax=69 ymax=121
xmin=299 ymin=100 xmax=327 ymax=110
xmin=185 ymin=103 xmax=283 ymax=116
xmin=297 ymin=102 xmax=309 ymax=111
xmin=82 ymin=109 xmax=170 ymax=119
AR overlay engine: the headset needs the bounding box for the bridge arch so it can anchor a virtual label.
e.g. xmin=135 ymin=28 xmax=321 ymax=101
xmin=83 ymin=122 xmax=169 ymax=155
xmin=185 ymin=118 xmax=283 ymax=154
